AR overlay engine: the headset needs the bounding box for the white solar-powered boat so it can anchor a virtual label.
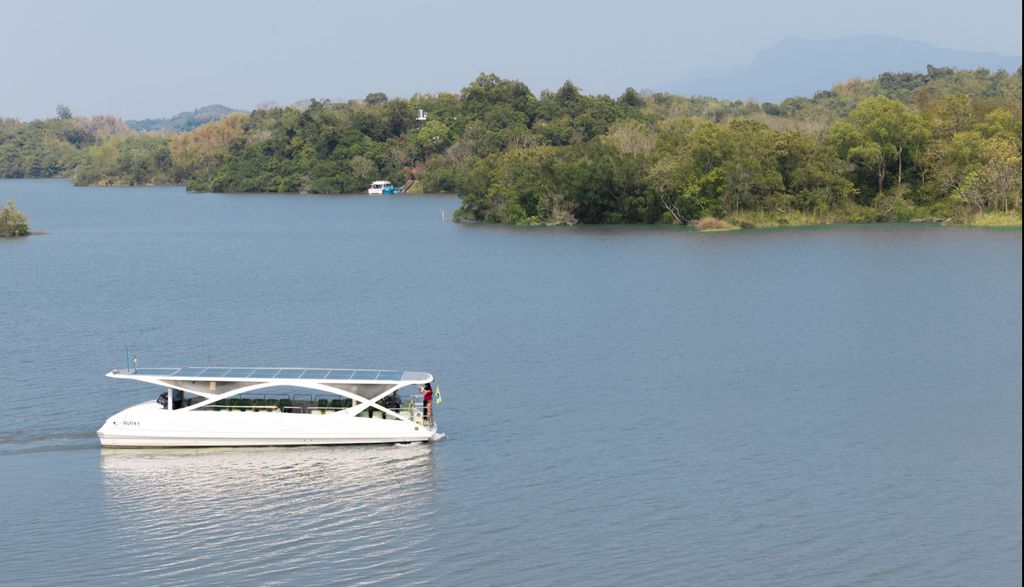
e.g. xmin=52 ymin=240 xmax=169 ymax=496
xmin=97 ymin=366 xmax=441 ymax=447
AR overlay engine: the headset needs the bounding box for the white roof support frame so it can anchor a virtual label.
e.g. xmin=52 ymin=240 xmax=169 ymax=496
xmin=106 ymin=369 xmax=431 ymax=425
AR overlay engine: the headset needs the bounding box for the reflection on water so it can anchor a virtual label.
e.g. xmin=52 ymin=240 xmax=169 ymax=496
xmin=101 ymin=445 xmax=438 ymax=585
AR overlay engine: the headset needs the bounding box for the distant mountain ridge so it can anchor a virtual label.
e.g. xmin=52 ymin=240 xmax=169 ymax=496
xmin=127 ymin=104 xmax=238 ymax=132
xmin=660 ymin=35 xmax=1022 ymax=102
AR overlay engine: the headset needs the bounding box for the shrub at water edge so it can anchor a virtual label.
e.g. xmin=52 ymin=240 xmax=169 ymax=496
xmin=0 ymin=199 xmax=30 ymax=237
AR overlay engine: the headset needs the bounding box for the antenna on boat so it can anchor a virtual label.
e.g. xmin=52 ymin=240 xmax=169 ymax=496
xmin=124 ymin=345 xmax=138 ymax=374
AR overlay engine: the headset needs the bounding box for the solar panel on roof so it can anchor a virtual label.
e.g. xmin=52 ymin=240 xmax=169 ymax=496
xmin=113 ymin=367 xmax=429 ymax=382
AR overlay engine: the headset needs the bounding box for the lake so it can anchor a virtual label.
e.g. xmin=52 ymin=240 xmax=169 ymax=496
xmin=0 ymin=179 xmax=1020 ymax=586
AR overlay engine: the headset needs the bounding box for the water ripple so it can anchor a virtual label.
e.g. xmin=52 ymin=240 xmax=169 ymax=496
xmin=95 ymin=445 xmax=438 ymax=586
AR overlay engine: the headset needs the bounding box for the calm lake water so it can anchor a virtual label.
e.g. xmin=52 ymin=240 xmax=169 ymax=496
xmin=0 ymin=179 xmax=1020 ymax=586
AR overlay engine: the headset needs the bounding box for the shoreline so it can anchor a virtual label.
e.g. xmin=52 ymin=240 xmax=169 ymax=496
xmin=6 ymin=177 xmax=1021 ymax=231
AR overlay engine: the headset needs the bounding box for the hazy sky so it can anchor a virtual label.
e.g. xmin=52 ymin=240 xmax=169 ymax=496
xmin=1 ymin=0 xmax=1020 ymax=120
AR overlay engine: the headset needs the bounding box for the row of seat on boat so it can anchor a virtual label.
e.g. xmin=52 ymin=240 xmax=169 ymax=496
xmin=157 ymin=389 xmax=411 ymax=416
xmin=186 ymin=395 xmax=406 ymax=418
xmin=206 ymin=397 xmax=352 ymax=412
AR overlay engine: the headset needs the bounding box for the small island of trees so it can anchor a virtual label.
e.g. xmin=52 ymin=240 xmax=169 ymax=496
xmin=0 ymin=200 xmax=30 ymax=237
xmin=1 ymin=66 xmax=1020 ymax=228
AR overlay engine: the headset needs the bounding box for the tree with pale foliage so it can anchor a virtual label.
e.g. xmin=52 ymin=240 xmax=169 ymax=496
xmin=952 ymin=139 xmax=1023 ymax=214
xmin=349 ymin=155 xmax=378 ymax=184
xmin=169 ymin=112 xmax=247 ymax=184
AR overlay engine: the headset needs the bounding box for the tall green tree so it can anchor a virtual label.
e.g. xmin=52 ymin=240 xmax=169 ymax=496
xmin=830 ymin=96 xmax=930 ymax=197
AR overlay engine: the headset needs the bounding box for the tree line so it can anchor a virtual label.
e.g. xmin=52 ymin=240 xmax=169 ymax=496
xmin=1 ymin=66 xmax=1020 ymax=226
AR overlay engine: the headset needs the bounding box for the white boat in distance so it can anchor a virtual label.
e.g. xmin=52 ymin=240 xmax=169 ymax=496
xmin=98 ymin=367 xmax=440 ymax=448
xmin=368 ymin=180 xmax=399 ymax=195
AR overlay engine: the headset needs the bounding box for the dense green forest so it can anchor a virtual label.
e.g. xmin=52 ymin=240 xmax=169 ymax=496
xmin=1 ymin=66 xmax=1020 ymax=227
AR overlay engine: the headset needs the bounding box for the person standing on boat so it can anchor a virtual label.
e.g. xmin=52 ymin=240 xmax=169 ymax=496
xmin=422 ymin=383 xmax=433 ymax=420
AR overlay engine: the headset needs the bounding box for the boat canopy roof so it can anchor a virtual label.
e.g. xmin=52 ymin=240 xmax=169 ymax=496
xmin=370 ymin=180 xmax=392 ymax=186
xmin=108 ymin=367 xmax=432 ymax=385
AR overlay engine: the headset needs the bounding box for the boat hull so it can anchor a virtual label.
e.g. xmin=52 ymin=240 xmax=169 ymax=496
xmin=98 ymin=435 xmax=434 ymax=448
xmin=97 ymin=401 xmax=437 ymax=448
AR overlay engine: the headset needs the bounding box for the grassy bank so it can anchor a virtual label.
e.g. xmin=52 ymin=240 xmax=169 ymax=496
xmin=693 ymin=206 xmax=1022 ymax=231
xmin=719 ymin=208 xmax=875 ymax=229
xmin=965 ymin=210 xmax=1023 ymax=227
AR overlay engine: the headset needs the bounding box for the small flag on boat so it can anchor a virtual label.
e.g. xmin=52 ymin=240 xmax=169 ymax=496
xmin=435 ymin=386 xmax=442 ymax=404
